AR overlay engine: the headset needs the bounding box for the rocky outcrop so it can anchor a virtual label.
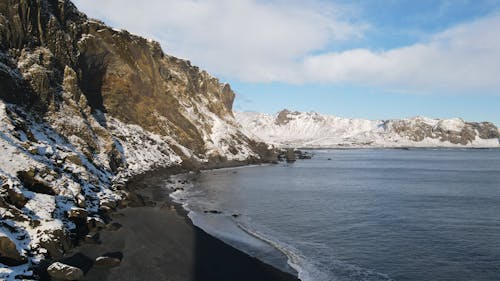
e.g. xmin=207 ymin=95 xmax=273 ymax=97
xmin=47 ymin=262 xmax=84 ymax=280
xmin=275 ymin=109 xmax=300 ymax=125
xmin=0 ymin=0 xmax=272 ymax=279
xmin=389 ymin=118 xmax=500 ymax=145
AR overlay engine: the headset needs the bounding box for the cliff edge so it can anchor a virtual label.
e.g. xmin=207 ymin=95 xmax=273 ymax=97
xmin=0 ymin=1 xmax=271 ymax=278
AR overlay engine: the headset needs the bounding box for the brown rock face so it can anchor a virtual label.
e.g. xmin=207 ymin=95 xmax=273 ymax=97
xmin=76 ymin=24 xmax=241 ymax=155
xmin=0 ymin=235 xmax=26 ymax=265
xmin=0 ymin=0 xmax=267 ymax=163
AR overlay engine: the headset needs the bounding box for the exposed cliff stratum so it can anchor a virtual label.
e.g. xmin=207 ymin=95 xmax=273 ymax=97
xmin=0 ymin=0 xmax=271 ymax=279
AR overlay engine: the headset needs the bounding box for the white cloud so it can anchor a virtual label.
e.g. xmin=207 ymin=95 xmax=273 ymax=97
xmin=302 ymin=15 xmax=500 ymax=93
xmin=73 ymin=1 xmax=500 ymax=94
xmin=73 ymin=0 xmax=365 ymax=82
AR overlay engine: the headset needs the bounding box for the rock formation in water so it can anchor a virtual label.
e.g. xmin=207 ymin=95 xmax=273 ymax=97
xmin=236 ymin=110 xmax=500 ymax=148
xmin=0 ymin=0 xmax=272 ymax=278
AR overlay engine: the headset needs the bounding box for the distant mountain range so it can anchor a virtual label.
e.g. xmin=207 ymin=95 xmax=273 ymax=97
xmin=236 ymin=110 xmax=500 ymax=148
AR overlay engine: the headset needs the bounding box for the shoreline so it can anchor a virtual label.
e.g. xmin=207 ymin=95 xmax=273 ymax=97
xmin=52 ymin=167 xmax=300 ymax=281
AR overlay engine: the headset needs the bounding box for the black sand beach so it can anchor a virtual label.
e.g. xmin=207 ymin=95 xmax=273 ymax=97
xmin=59 ymin=172 xmax=300 ymax=281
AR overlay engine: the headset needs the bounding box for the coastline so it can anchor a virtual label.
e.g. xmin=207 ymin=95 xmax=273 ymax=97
xmin=51 ymin=167 xmax=300 ymax=281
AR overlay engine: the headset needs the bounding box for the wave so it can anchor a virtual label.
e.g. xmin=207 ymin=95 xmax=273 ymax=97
xmin=167 ymin=174 xmax=393 ymax=281
xmin=235 ymin=221 xmax=329 ymax=281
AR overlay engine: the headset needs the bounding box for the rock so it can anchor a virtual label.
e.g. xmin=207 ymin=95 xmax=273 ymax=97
xmin=108 ymin=142 xmax=124 ymax=173
xmin=67 ymin=207 xmax=88 ymax=220
xmin=107 ymin=222 xmax=122 ymax=231
xmin=295 ymin=150 xmax=313 ymax=159
xmin=285 ymin=149 xmax=296 ymax=163
xmin=94 ymin=255 xmax=121 ymax=267
xmin=275 ymin=109 xmax=300 ymax=125
xmin=3 ymin=183 xmax=28 ymax=208
xmin=87 ymin=217 xmax=106 ymax=232
xmin=47 ymin=262 xmax=84 ymax=280
xmin=0 ymin=196 xmax=8 ymax=208
xmin=38 ymin=228 xmax=72 ymax=260
xmin=16 ymin=169 xmax=55 ymax=195
xmin=83 ymin=233 xmax=100 ymax=244
xmin=204 ymin=210 xmax=222 ymax=214
xmin=65 ymin=154 xmax=83 ymax=166
xmin=0 ymin=235 xmax=26 ymax=265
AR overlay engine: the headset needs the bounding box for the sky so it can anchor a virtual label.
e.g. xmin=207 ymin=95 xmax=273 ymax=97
xmin=73 ymin=0 xmax=500 ymax=125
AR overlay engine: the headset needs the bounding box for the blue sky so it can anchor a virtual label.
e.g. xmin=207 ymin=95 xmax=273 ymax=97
xmin=74 ymin=0 xmax=500 ymax=125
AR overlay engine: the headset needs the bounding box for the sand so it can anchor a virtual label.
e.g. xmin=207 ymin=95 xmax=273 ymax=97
xmin=56 ymin=172 xmax=300 ymax=281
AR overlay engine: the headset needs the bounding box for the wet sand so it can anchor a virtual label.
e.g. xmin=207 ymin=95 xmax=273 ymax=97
xmin=66 ymin=172 xmax=300 ymax=281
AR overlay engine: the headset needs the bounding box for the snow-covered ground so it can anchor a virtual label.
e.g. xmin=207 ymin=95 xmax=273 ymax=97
xmin=235 ymin=111 xmax=500 ymax=148
xmin=0 ymin=96 xmax=258 ymax=279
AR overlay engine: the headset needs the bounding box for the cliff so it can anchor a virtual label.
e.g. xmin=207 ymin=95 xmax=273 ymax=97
xmin=0 ymin=0 xmax=270 ymax=278
xmin=236 ymin=110 xmax=500 ymax=148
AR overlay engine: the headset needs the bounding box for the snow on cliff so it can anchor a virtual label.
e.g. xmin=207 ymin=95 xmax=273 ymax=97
xmin=235 ymin=110 xmax=500 ymax=148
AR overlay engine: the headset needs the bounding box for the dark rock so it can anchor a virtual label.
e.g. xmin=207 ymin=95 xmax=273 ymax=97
xmin=47 ymin=262 xmax=84 ymax=280
xmin=204 ymin=210 xmax=222 ymax=214
xmin=108 ymin=141 xmax=124 ymax=173
xmin=86 ymin=217 xmax=106 ymax=232
xmin=38 ymin=228 xmax=72 ymax=260
xmin=0 ymin=235 xmax=26 ymax=265
xmin=67 ymin=207 xmax=88 ymax=220
xmin=94 ymin=256 xmax=122 ymax=267
xmin=16 ymin=169 xmax=55 ymax=195
xmin=295 ymin=150 xmax=313 ymax=159
xmin=107 ymin=222 xmax=122 ymax=231
xmin=3 ymin=183 xmax=28 ymax=208
xmin=83 ymin=233 xmax=100 ymax=244
xmin=285 ymin=149 xmax=296 ymax=163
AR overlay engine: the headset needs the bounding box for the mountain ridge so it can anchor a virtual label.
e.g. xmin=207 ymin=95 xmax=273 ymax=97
xmin=236 ymin=109 xmax=500 ymax=148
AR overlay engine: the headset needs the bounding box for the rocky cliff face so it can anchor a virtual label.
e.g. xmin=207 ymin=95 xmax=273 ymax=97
xmin=237 ymin=110 xmax=500 ymax=148
xmin=0 ymin=1 xmax=269 ymax=278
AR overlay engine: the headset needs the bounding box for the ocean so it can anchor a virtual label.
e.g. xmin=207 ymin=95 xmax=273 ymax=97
xmin=171 ymin=149 xmax=500 ymax=281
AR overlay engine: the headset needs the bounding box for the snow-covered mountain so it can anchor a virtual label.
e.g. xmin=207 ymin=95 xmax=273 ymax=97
xmin=236 ymin=110 xmax=500 ymax=148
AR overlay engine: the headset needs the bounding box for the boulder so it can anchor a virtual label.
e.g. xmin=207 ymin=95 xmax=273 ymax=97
xmin=86 ymin=217 xmax=106 ymax=232
xmin=47 ymin=262 xmax=84 ymax=280
xmin=0 ymin=235 xmax=26 ymax=265
xmin=94 ymin=256 xmax=121 ymax=267
xmin=38 ymin=228 xmax=72 ymax=259
xmin=3 ymin=183 xmax=28 ymax=208
xmin=106 ymin=222 xmax=122 ymax=231
xmin=285 ymin=149 xmax=296 ymax=163
xmin=68 ymin=208 xmax=88 ymax=220
xmin=16 ymin=169 xmax=55 ymax=195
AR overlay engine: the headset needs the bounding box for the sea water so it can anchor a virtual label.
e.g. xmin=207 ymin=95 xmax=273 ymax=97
xmin=173 ymin=149 xmax=500 ymax=281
